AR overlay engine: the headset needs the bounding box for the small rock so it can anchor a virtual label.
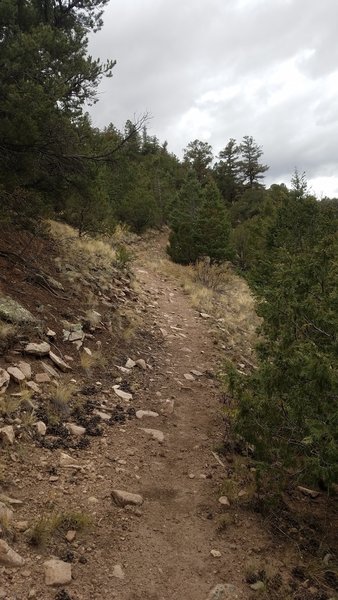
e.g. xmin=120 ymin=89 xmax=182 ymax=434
xmin=49 ymin=351 xmax=72 ymax=372
xmin=59 ymin=452 xmax=82 ymax=469
xmin=218 ymin=496 xmax=231 ymax=508
xmin=65 ymin=423 xmax=86 ymax=437
xmin=93 ymin=410 xmax=111 ymax=421
xmin=44 ymin=559 xmax=72 ymax=586
xmin=210 ymin=549 xmax=222 ymax=558
xmin=297 ymin=486 xmax=320 ymax=498
xmin=113 ymin=385 xmax=132 ymax=401
xmin=250 ymin=581 xmax=265 ymax=591
xmin=35 ymin=372 xmax=51 ymax=384
xmin=0 ymin=425 xmax=15 ymax=445
xmin=189 ymin=473 xmax=195 ymax=479
xmin=136 ymin=410 xmax=159 ymax=419
xmin=34 ymin=421 xmax=47 ymax=436
xmin=112 ymin=564 xmax=125 ymax=580
xmin=135 ymin=359 xmax=147 ymax=370
xmin=125 ymin=358 xmax=136 ymax=369
xmin=200 ymin=312 xmax=211 ymax=319
xmin=0 ymin=502 xmax=13 ymax=522
xmin=191 ymin=369 xmax=203 ymax=377
xmin=46 ymin=329 xmax=56 ymax=338
xmin=65 ymin=530 xmax=76 ymax=543
xmin=184 ymin=373 xmax=195 ymax=381
xmin=206 ymin=583 xmax=243 ymax=600
xmin=83 ymin=347 xmax=92 ymax=356
xmin=141 ymin=428 xmax=164 ymax=443
xmin=14 ymin=521 xmax=29 ymax=532
xmin=0 ymin=539 xmax=25 ymax=567
xmin=25 ymin=342 xmax=50 ymax=356
xmin=7 ymin=366 xmax=25 ymax=384
xmin=111 ymin=490 xmax=143 ymax=508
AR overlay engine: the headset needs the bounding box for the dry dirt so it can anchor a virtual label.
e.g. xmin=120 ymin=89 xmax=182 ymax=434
xmin=0 ymin=231 xmax=336 ymax=600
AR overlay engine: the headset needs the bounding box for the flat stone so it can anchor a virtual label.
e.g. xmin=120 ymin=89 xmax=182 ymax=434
xmin=0 ymin=539 xmax=25 ymax=567
xmin=297 ymin=486 xmax=320 ymax=499
xmin=59 ymin=452 xmax=82 ymax=469
xmin=135 ymin=359 xmax=147 ymax=370
xmin=112 ymin=564 xmax=125 ymax=580
xmin=41 ymin=361 xmax=60 ymax=378
xmin=191 ymin=369 xmax=203 ymax=376
xmin=46 ymin=329 xmax=56 ymax=338
xmin=113 ymin=385 xmax=132 ymax=401
xmin=111 ymin=489 xmax=143 ymax=507
xmin=17 ymin=361 xmax=32 ymax=379
xmin=0 ymin=426 xmax=15 ymax=445
xmin=65 ymin=423 xmax=86 ymax=436
xmin=250 ymin=582 xmax=265 ymax=591
xmin=93 ymin=410 xmax=111 ymax=421
xmin=25 ymin=342 xmax=50 ymax=356
xmin=68 ymin=330 xmax=84 ymax=342
xmin=125 ymin=358 xmax=136 ymax=368
xmin=44 ymin=559 xmax=72 ymax=586
xmin=0 ymin=368 xmax=10 ymax=394
xmin=34 ymin=421 xmax=47 ymax=436
xmin=0 ymin=494 xmax=23 ymax=506
xmin=83 ymin=347 xmax=92 ymax=356
xmin=0 ymin=296 xmax=37 ymax=325
xmin=7 ymin=366 xmax=26 ymax=384
xmin=184 ymin=373 xmax=195 ymax=381
xmin=206 ymin=584 xmax=244 ymax=600
xmin=35 ymin=372 xmax=51 ymax=384
xmin=200 ymin=312 xmax=211 ymax=319
xmin=141 ymin=428 xmax=164 ymax=443
xmin=49 ymin=351 xmax=71 ymax=372
xmin=136 ymin=410 xmax=159 ymax=419
xmin=25 ymin=381 xmax=41 ymax=394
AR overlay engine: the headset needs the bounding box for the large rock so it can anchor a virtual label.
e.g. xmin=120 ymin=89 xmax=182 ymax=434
xmin=0 ymin=296 xmax=37 ymax=325
xmin=25 ymin=342 xmax=50 ymax=356
xmin=111 ymin=489 xmax=143 ymax=508
xmin=0 ymin=540 xmax=25 ymax=567
xmin=49 ymin=351 xmax=71 ymax=372
xmin=7 ymin=366 xmax=25 ymax=384
xmin=44 ymin=559 xmax=72 ymax=586
xmin=0 ymin=368 xmax=10 ymax=394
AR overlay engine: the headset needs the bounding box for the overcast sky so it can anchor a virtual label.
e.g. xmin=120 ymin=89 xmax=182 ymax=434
xmin=88 ymin=0 xmax=338 ymax=197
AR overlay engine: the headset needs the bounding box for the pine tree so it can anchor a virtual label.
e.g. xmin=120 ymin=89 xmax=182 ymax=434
xmin=213 ymin=138 xmax=241 ymax=204
xmin=239 ymin=136 xmax=269 ymax=188
xmin=194 ymin=179 xmax=232 ymax=263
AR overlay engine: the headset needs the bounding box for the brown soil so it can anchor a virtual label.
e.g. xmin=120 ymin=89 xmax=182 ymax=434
xmin=0 ymin=230 xmax=336 ymax=600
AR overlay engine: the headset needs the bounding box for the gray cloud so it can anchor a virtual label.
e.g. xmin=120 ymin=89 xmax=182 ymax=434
xmin=89 ymin=0 xmax=338 ymax=196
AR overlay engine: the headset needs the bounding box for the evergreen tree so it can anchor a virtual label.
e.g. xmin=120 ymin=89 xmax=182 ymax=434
xmin=194 ymin=179 xmax=232 ymax=263
xmin=183 ymin=140 xmax=213 ymax=183
xmin=239 ymin=136 xmax=269 ymax=188
xmin=213 ymin=138 xmax=241 ymax=204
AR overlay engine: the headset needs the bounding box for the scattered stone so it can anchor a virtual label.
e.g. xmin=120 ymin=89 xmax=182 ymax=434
xmin=111 ymin=490 xmax=143 ymax=508
xmin=189 ymin=473 xmax=195 ymax=479
xmin=218 ymin=496 xmax=231 ymax=508
xmin=117 ymin=366 xmax=130 ymax=374
xmin=210 ymin=549 xmax=222 ymax=558
xmin=65 ymin=423 xmax=86 ymax=437
xmin=113 ymin=385 xmax=133 ymax=401
xmin=141 ymin=428 xmax=164 ymax=443
xmin=7 ymin=366 xmax=25 ymax=384
xmin=68 ymin=330 xmax=84 ymax=342
xmin=125 ymin=358 xmax=136 ymax=369
xmin=0 ymin=425 xmax=15 ymax=445
xmin=297 ymin=486 xmax=320 ymax=499
xmin=46 ymin=329 xmax=56 ymax=338
xmin=93 ymin=410 xmax=111 ymax=421
xmin=0 ymin=539 xmax=25 ymax=567
xmin=206 ymin=583 xmax=243 ymax=600
xmin=135 ymin=358 xmax=147 ymax=370
xmin=0 ymin=296 xmax=37 ymax=325
xmin=250 ymin=581 xmax=265 ymax=591
xmin=200 ymin=312 xmax=211 ymax=319
xmin=44 ymin=559 xmax=72 ymax=586
xmin=0 ymin=494 xmax=23 ymax=506
xmin=34 ymin=421 xmax=47 ymax=436
xmin=14 ymin=521 xmax=29 ymax=532
xmin=49 ymin=351 xmax=72 ymax=372
xmin=0 ymin=502 xmax=13 ymax=522
xmin=65 ymin=530 xmax=76 ymax=543
xmin=112 ymin=564 xmax=125 ymax=580
xmin=191 ymin=369 xmax=203 ymax=377
xmin=136 ymin=410 xmax=159 ymax=419
xmin=59 ymin=452 xmax=82 ymax=469
xmin=0 ymin=368 xmax=10 ymax=394
xmin=17 ymin=361 xmax=32 ymax=379
xmin=35 ymin=372 xmax=51 ymax=384
xmin=180 ymin=347 xmax=192 ymax=353
xmin=184 ymin=373 xmax=195 ymax=381
xmin=25 ymin=342 xmax=50 ymax=356
xmin=41 ymin=361 xmax=60 ymax=378
xmin=83 ymin=347 xmax=92 ymax=356
xmin=25 ymin=381 xmax=41 ymax=394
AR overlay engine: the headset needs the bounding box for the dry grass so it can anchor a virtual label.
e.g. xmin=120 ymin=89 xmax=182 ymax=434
xmin=80 ymin=348 xmax=108 ymax=372
xmin=28 ymin=510 xmax=92 ymax=548
xmin=0 ymin=321 xmax=17 ymax=354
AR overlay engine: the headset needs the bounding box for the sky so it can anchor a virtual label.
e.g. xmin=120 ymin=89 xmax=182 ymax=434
xmin=88 ymin=0 xmax=338 ymax=197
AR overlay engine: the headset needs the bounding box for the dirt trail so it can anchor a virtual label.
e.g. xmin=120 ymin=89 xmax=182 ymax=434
xmin=93 ymin=245 xmax=276 ymax=600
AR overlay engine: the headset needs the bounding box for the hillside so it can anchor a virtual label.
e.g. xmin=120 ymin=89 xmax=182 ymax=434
xmin=0 ymin=225 xmax=337 ymax=600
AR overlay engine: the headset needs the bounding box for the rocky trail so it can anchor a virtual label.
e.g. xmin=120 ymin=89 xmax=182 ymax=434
xmin=0 ymin=231 xmax=335 ymax=600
